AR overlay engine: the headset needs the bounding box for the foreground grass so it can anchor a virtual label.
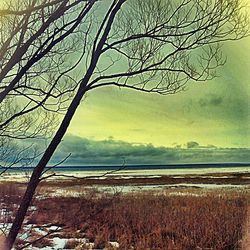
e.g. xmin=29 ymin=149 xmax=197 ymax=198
xmin=0 ymin=182 xmax=249 ymax=249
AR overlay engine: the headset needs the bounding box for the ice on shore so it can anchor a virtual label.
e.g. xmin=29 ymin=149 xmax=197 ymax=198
xmin=0 ymin=165 xmax=249 ymax=183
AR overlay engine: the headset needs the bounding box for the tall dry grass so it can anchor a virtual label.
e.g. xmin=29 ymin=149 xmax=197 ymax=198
xmin=0 ymin=182 xmax=248 ymax=249
xmin=26 ymin=189 xmax=248 ymax=250
xmin=0 ymin=182 xmax=24 ymax=225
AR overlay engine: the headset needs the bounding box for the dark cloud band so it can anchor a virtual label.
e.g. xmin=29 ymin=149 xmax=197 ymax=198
xmin=50 ymin=135 xmax=250 ymax=165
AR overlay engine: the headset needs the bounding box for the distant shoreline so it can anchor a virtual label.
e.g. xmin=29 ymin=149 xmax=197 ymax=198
xmin=1 ymin=162 xmax=250 ymax=172
xmin=1 ymin=164 xmax=249 ymax=188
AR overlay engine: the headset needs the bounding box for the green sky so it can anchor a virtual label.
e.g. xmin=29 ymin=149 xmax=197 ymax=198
xmin=66 ymin=36 xmax=250 ymax=149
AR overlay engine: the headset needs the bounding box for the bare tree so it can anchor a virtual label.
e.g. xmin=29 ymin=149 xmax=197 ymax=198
xmin=0 ymin=0 xmax=95 ymax=246
xmin=0 ymin=0 xmax=95 ymax=141
xmin=0 ymin=0 xmax=248 ymax=248
xmin=0 ymin=0 xmax=95 ymax=180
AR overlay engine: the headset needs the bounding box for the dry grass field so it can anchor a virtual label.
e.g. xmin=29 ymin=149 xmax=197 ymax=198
xmin=0 ymin=180 xmax=249 ymax=249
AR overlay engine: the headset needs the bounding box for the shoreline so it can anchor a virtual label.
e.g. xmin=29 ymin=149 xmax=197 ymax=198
xmin=1 ymin=169 xmax=249 ymax=195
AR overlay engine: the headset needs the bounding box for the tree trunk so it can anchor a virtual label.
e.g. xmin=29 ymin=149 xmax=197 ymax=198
xmin=5 ymin=84 xmax=88 ymax=249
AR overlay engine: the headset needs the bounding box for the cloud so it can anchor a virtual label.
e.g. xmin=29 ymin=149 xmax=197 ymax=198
xmin=198 ymin=94 xmax=223 ymax=107
xmin=49 ymin=135 xmax=250 ymax=165
xmin=186 ymin=141 xmax=200 ymax=149
xmin=186 ymin=141 xmax=217 ymax=149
